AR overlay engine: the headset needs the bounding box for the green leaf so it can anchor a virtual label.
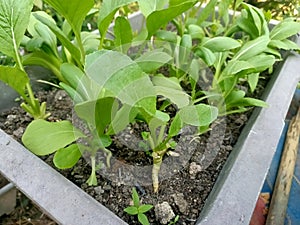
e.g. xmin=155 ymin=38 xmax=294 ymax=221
xmin=232 ymin=35 xmax=269 ymax=61
xmin=196 ymin=0 xmax=218 ymax=25
xmin=138 ymin=213 xmax=150 ymax=225
xmin=135 ymin=49 xmax=172 ymax=73
xmin=269 ymin=39 xmax=300 ymax=51
xmin=0 ymin=65 xmax=29 ymax=97
xmin=152 ymin=75 xmax=190 ymax=108
xmin=132 ymin=188 xmax=140 ymax=207
xmin=188 ymin=24 xmax=205 ymax=40
xmin=28 ymin=12 xmax=58 ymax=56
xmin=202 ymin=37 xmax=241 ymax=52
xmin=74 ymin=32 xmax=100 ymax=55
xmin=43 ymin=0 xmax=94 ymax=45
xmin=225 ymin=90 xmax=245 ymax=106
xmin=22 ymin=120 xmax=85 ymax=156
xmin=146 ymin=0 xmax=197 ymax=37
xmin=53 ymin=144 xmax=82 ymax=169
xmin=178 ymin=104 xmax=218 ymax=127
xmin=124 ymin=206 xmax=138 ymax=215
xmin=155 ymin=30 xmax=178 ymax=43
xmin=247 ymin=73 xmax=259 ymax=93
xmin=138 ymin=205 xmax=153 ymax=214
xmin=270 ymin=20 xmax=300 ymax=40
xmin=85 ymin=50 xmax=156 ymax=114
xmin=195 ymin=47 xmax=216 ymax=66
xmin=0 ymin=0 xmax=33 ymax=60
xmin=229 ymin=97 xmax=268 ymax=108
xmin=98 ymin=0 xmax=135 ymax=37
xmin=32 ymin=13 xmax=82 ymax=66
xmin=75 ymin=97 xmax=119 ymax=135
xmin=221 ymin=60 xmax=254 ymax=78
xmin=169 ymin=114 xmax=184 ymax=137
xmin=246 ymin=54 xmax=275 ymax=72
xmin=139 ymin=0 xmax=168 ymax=17
xmin=114 ymin=16 xmax=133 ymax=53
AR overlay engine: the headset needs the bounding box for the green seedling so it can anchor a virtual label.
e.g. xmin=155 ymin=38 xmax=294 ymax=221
xmin=124 ymin=188 xmax=153 ymax=225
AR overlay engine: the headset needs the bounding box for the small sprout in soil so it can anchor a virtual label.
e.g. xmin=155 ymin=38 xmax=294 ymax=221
xmin=124 ymin=188 xmax=153 ymax=225
xmin=169 ymin=215 xmax=180 ymax=225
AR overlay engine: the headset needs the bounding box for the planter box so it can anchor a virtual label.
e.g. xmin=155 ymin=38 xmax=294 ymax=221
xmin=0 ymin=175 xmax=16 ymax=216
xmin=1 ymin=12 xmax=300 ymax=225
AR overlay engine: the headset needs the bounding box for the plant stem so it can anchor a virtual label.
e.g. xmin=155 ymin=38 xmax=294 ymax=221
xmin=152 ymin=153 xmax=163 ymax=193
xmin=87 ymin=155 xmax=98 ymax=186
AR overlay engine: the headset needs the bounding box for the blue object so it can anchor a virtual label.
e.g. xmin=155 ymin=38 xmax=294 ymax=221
xmin=262 ymin=89 xmax=300 ymax=225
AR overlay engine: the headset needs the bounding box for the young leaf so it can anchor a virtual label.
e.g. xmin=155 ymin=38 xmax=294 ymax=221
xmin=138 ymin=205 xmax=153 ymax=214
xmin=270 ymin=20 xmax=300 ymax=41
xmin=246 ymin=54 xmax=275 ymax=72
xmin=138 ymin=213 xmax=150 ymax=225
xmin=221 ymin=60 xmax=254 ymax=78
xmin=139 ymin=0 xmax=168 ymax=17
xmin=188 ymin=24 xmax=205 ymax=40
xmin=53 ymin=144 xmax=82 ymax=169
xmin=146 ymin=0 xmax=197 ymax=37
xmin=201 ymin=37 xmax=241 ymax=52
xmin=22 ymin=119 xmax=85 ymax=156
xmin=247 ymin=73 xmax=259 ymax=93
xmin=85 ymin=50 xmax=156 ymax=115
xmin=43 ymin=0 xmax=94 ymax=46
xmin=0 ymin=66 xmax=29 ymax=97
xmin=0 ymin=0 xmax=33 ymax=60
xmin=98 ymin=0 xmax=135 ymax=38
xmin=135 ymin=49 xmax=172 ymax=73
xmin=195 ymin=46 xmax=216 ymax=66
xmin=32 ymin=13 xmax=82 ymax=66
xmin=269 ymin=39 xmax=300 ymax=51
xmin=196 ymin=0 xmax=218 ymax=25
xmin=232 ymin=35 xmax=269 ymax=61
xmin=124 ymin=206 xmax=138 ymax=215
xmin=168 ymin=114 xmax=184 ymax=137
xmin=114 ymin=16 xmax=133 ymax=53
xmin=155 ymin=30 xmax=178 ymax=43
xmin=132 ymin=188 xmax=140 ymax=207
xmin=178 ymin=104 xmax=218 ymax=127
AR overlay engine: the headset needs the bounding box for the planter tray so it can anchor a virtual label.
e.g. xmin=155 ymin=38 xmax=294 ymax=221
xmin=0 ymin=176 xmax=16 ymax=216
xmin=261 ymin=89 xmax=300 ymax=225
xmin=197 ymin=46 xmax=300 ymax=225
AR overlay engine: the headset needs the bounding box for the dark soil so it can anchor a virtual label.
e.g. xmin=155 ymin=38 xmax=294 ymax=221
xmin=0 ymin=69 xmax=270 ymax=224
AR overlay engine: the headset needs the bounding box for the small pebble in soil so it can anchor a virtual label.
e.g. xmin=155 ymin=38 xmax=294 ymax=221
xmin=155 ymin=201 xmax=175 ymax=224
xmin=172 ymin=193 xmax=188 ymax=214
xmin=189 ymin=162 xmax=202 ymax=179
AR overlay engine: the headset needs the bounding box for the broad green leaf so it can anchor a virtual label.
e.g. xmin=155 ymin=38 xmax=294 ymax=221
xmin=152 ymin=75 xmax=182 ymax=90
xmin=221 ymin=60 xmax=254 ymax=78
xmin=146 ymin=0 xmax=197 ymax=37
xmin=138 ymin=205 xmax=153 ymax=214
xmin=247 ymin=73 xmax=259 ymax=93
xmin=74 ymin=32 xmax=100 ymax=55
xmin=33 ymin=0 xmax=43 ymax=9
xmin=135 ymin=49 xmax=172 ymax=73
xmin=148 ymin=110 xmax=170 ymax=135
xmin=132 ymin=188 xmax=140 ymax=207
xmin=60 ymin=63 xmax=92 ymax=101
xmin=22 ymin=119 xmax=85 ymax=156
xmin=43 ymin=0 xmax=94 ymax=45
xmin=196 ymin=0 xmax=218 ymax=25
xmin=155 ymin=30 xmax=178 ymax=43
xmin=28 ymin=12 xmax=58 ymax=56
xmin=168 ymin=114 xmax=183 ymax=137
xmin=107 ymin=104 xmax=138 ymax=135
xmin=139 ymin=0 xmax=168 ymax=17
xmin=32 ymin=13 xmax=82 ymax=66
xmin=270 ymin=20 xmax=300 ymax=40
xmin=232 ymin=35 xmax=269 ymax=61
xmin=225 ymin=90 xmax=245 ymax=106
xmin=138 ymin=213 xmax=150 ymax=225
xmin=188 ymin=24 xmax=205 ymax=40
xmin=0 ymin=0 xmax=33 ymax=60
xmin=269 ymin=39 xmax=300 ymax=51
xmin=114 ymin=17 xmax=133 ymax=53
xmin=247 ymin=54 xmax=275 ymax=72
xmin=98 ymin=0 xmax=135 ymax=37
xmin=202 ymin=37 xmax=241 ymax=52
xmin=75 ymin=97 xmax=119 ymax=135
xmin=229 ymin=97 xmax=268 ymax=108
xmin=178 ymin=104 xmax=218 ymax=127
xmin=0 ymin=65 xmax=29 ymax=97
xmin=53 ymin=144 xmax=82 ymax=169
xmin=124 ymin=206 xmax=138 ymax=215
xmin=85 ymin=50 xmax=156 ymax=114
xmin=195 ymin=47 xmax=216 ymax=66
